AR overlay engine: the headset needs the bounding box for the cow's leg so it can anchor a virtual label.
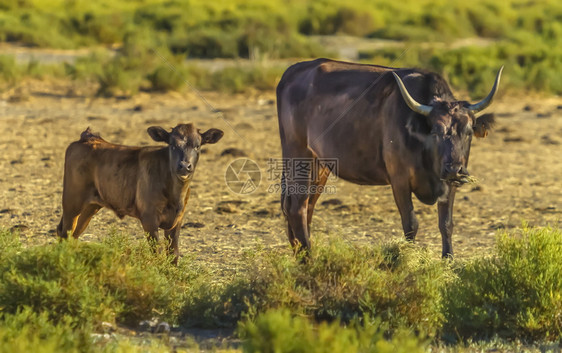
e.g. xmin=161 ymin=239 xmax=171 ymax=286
xmin=72 ymin=204 xmax=102 ymax=238
xmin=282 ymin=152 xmax=314 ymax=255
xmin=438 ymin=186 xmax=456 ymax=258
xmin=164 ymin=226 xmax=180 ymax=265
xmin=307 ymin=166 xmax=330 ymax=228
xmin=280 ymin=170 xmax=297 ymax=248
xmin=390 ymin=182 xmax=418 ymax=241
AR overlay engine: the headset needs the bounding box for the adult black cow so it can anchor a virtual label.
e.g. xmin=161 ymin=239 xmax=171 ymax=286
xmin=276 ymin=58 xmax=502 ymax=258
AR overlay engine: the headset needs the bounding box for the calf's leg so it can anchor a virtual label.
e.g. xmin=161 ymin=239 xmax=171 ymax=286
xmin=164 ymin=226 xmax=180 ymax=265
xmin=57 ymin=196 xmax=85 ymax=239
xmin=72 ymin=204 xmax=102 ymax=238
xmin=57 ymin=213 xmax=79 ymax=239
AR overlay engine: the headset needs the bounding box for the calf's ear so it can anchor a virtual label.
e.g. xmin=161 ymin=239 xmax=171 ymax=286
xmin=200 ymin=128 xmax=224 ymax=145
xmin=147 ymin=126 xmax=170 ymax=142
xmin=473 ymin=113 xmax=495 ymax=138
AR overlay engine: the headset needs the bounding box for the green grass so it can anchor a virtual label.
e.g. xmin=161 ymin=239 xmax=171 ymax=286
xmin=1 ymin=226 xmax=561 ymax=351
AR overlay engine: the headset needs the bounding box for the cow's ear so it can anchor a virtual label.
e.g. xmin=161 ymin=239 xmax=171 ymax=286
xmin=147 ymin=126 xmax=170 ymax=142
xmin=473 ymin=113 xmax=495 ymax=138
xmin=200 ymin=128 xmax=224 ymax=145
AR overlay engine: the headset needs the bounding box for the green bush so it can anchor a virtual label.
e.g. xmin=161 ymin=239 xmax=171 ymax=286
xmin=147 ymin=64 xmax=186 ymax=92
xmin=206 ymin=65 xmax=284 ymax=93
xmin=445 ymin=226 xmax=562 ymax=341
xmin=2 ymin=225 xmax=562 ymax=349
xmin=0 ymin=308 xmax=179 ymax=353
xmin=239 ymin=309 xmax=426 ymax=353
xmin=0 ymin=230 xmax=195 ymax=328
xmin=181 ymin=238 xmax=451 ymax=337
xmin=0 ymin=309 xmax=91 ymax=353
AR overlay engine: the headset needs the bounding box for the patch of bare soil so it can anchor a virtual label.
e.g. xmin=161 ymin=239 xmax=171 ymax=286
xmin=0 ymin=82 xmax=561 ymax=270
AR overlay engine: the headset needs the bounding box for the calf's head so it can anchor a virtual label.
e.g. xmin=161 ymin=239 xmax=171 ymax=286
xmin=147 ymin=123 xmax=223 ymax=181
xmin=393 ymin=67 xmax=502 ymax=186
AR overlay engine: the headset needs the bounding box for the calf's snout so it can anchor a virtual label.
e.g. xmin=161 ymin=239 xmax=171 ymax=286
xmin=178 ymin=161 xmax=193 ymax=174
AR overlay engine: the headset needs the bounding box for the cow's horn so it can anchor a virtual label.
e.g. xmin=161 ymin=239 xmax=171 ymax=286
xmin=467 ymin=66 xmax=504 ymax=113
xmin=392 ymin=72 xmax=432 ymax=117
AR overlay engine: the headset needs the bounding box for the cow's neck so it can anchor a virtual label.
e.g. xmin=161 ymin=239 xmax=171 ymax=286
xmin=413 ymin=146 xmax=448 ymax=205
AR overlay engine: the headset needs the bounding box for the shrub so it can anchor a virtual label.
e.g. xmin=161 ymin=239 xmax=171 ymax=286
xmin=444 ymin=226 xmax=562 ymax=341
xmin=0 ymin=309 xmax=91 ymax=353
xmin=0 ymin=307 xmax=180 ymax=353
xmin=180 ymin=237 xmax=452 ymax=337
xmin=147 ymin=64 xmax=186 ymax=92
xmin=0 ymin=230 xmax=194 ymax=328
xmin=239 ymin=309 xmax=426 ymax=353
xmin=207 ymin=65 xmax=284 ymax=93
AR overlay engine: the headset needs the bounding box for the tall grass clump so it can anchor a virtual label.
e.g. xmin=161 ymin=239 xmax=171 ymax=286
xmin=239 ymin=309 xmax=426 ymax=353
xmin=181 ymin=237 xmax=452 ymax=337
xmin=0 ymin=230 xmax=198 ymax=329
xmin=445 ymin=226 xmax=562 ymax=341
xmin=0 ymin=228 xmax=22 ymax=258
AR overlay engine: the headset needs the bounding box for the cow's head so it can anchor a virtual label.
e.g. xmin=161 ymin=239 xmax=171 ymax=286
xmin=393 ymin=67 xmax=502 ymax=186
xmin=147 ymin=123 xmax=223 ymax=182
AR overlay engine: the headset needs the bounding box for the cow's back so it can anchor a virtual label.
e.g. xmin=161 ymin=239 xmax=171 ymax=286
xmin=276 ymin=59 xmax=399 ymax=184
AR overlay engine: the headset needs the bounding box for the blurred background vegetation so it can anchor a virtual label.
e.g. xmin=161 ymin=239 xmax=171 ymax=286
xmin=0 ymin=0 xmax=561 ymax=96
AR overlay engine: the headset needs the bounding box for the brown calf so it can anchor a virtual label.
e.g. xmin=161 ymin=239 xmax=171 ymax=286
xmin=56 ymin=123 xmax=223 ymax=263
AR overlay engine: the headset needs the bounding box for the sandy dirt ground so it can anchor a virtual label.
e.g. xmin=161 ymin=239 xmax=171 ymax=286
xmin=0 ymin=81 xmax=561 ymax=270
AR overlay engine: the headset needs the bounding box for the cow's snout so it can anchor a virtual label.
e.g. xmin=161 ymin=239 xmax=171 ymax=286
xmin=442 ymin=163 xmax=469 ymax=184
